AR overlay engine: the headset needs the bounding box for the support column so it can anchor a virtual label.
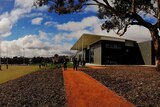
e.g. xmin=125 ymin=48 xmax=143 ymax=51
xmin=82 ymin=36 xmax=84 ymax=60
xmin=0 ymin=40 xmax=2 ymax=70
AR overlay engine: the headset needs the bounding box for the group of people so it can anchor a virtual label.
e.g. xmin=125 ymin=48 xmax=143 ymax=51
xmin=53 ymin=55 xmax=85 ymax=71
xmin=62 ymin=57 xmax=68 ymax=71
xmin=73 ymin=57 xmax=78 ymax=71
xmin=62 ymin=57 xmax=86 ymax=71
xmin=62 ymin=57 xmax=78 ymax=71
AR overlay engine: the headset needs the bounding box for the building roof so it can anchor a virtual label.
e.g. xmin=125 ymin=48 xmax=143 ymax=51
xmin=70 ymin=33 xmax=136 ymax=50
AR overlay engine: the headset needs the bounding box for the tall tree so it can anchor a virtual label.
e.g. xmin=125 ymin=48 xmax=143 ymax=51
xmin=34 ymin=0 xmax=160 ymax=70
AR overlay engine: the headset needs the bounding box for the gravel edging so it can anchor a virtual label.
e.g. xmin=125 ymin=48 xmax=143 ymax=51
xmin=80 ymin=66 xmax=160 ymax=107
xmin=0 ymin=68 xmax=66 ymax=107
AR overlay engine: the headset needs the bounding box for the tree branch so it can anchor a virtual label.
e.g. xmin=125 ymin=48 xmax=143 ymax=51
xmin=102 ymin=0 xmax=113 ymax=9
xmin=116 ymin=23 xmax=130 ymax=36
xmin=92 ymin=0 xmax=108 ymax=8
xmin=92 ymin=0 xmax=115 ymax=12
xmin=131 ymin=0 xmax=135 ymax=13
xmin=130 ymin=21 xmax=143 ymax=26
xmin=157 ymin=0 xmax=160 ymax=28
xmin=83 ymin=3 xmax=99 ymax=6
xmin=131 ymin=13 xmax=153 ymax=28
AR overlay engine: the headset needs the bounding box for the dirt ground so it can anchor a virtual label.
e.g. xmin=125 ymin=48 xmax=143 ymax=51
xmin=80 ymin=66 xmax=160 ymax=107
xmin=64 ymin=68 xmax=135 ymax=107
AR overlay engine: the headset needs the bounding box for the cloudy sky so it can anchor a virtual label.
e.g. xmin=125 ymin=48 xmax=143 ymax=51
xmin=0 ymin=0 xmax=153 ymax=57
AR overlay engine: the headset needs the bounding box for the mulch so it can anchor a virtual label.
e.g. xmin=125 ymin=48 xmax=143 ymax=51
xmin=80 ymin=66 xmax=160 ymax=107
xmin=0 ymin=68 xmax=66 ymax=107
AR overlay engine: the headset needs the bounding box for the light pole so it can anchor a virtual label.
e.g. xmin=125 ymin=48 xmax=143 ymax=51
xmin=0 ymin=40 xmax=2 ymax=70
xmin=6 ymin=44 xmax=8 ymax=69
xmin=23 ymin=48 xmax=25 ymax=65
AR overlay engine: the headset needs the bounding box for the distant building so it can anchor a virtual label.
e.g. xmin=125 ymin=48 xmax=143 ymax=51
xmin=71 ymin=34 xmax=155 ymax=65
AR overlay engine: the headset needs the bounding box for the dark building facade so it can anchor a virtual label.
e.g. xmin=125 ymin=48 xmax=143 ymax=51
xmin=71 ymin=34 xmax=155 ymax=65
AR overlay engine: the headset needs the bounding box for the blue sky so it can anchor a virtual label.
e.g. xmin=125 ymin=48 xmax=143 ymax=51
xmin=0 ymin=0 xmax=152 ymax=57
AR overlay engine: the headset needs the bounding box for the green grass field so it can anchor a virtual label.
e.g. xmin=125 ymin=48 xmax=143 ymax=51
xmin=0 ymin=65 xmax=39 ymax=84
xmin=0 ymin=63 xmax=87 ymax=84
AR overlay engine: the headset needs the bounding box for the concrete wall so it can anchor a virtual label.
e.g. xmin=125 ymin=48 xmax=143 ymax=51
xmin=138 ymin=41 xmax=152 ymax=65
xmin=92 ymin=43 xmax=101 ymax=64
xmin=125 ymin=40 xmax=135 ymax=47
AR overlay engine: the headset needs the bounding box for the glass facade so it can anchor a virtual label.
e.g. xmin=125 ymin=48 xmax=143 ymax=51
xmin=83 ymin=40 xmax=146 ymax=65
xmin=102 ymin=40 xmax=144 ymax=65
xmin=105 ymin=43 xmax=122 ymax=49
xmin=90 ymin=48 xmax=94 ymax=63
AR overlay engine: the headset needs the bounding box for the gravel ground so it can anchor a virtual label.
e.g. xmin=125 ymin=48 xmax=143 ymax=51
xmin=80 ymin=66 xmax=160 ymax=107
xmin=0 ymin=68 xmax=66 ymax=107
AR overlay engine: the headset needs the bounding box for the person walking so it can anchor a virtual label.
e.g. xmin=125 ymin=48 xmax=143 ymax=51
xmin=73 ymin=58 xmax=78 ymax=71
xmin=63 ymin=57 xmax=68 ymax=71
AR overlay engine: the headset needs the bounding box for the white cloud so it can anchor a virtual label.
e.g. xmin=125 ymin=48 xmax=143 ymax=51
xmin=0 ymin=18 xmax=12 ymax=34
xmin=52 ymin=33 xmax=67 ymax=43
xmin=45 ymin=21 xmax=58 ymax=27
xmin=83 ymin=0 xmax=107 ymax=13
xmin=55 ymin=16 xmax=152 ymax=45
xmin=15 ymin=0 xmax=34 ymax=9
xmin=52 ymin=29 xmax=91 ymax=44
xmin=31 ymin=17 xmax=43 ymax=25
xmin=39 ymin=30 xmax=48 ymax=40
xmin=0 ymin=8 xmax=29 ymax=38
xmin=0 ymin=30 xmax=75 ymax=57
xmin=66 ymin=30 xmax=91 ymax=39
xmin=25 ymin=13 xmax=43 ymax=18
xmin=84 ymin=5 xmax=98 ymax=13
xmin=123 ymin=26 xmax=151 ymax=42
xmin=56 ymin=16 xmax=100 ymax=31
xmin=1 ymin=34 xmax=51 ymax=57
xmin=0 ymin=0 xmax=34 ymax=38
xmin=0 ymin=32 xmax=12 ymax=37
xmin=53 ymin=16 xmax=106 ymax=42
xmin=35 ymin=5 xmax=49 ymax=12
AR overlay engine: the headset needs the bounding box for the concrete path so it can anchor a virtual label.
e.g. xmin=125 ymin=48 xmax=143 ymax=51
xmin=63 ymin=68 xmax=135 ymax=107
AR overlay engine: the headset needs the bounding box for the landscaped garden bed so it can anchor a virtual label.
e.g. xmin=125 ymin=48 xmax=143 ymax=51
xmin=80 ymin=66 xmax=160 ymax=107
xmin=1 ymin=65 xmax=159 ymax=107
xmin=0 ymin=68 xmax=66 ymax=107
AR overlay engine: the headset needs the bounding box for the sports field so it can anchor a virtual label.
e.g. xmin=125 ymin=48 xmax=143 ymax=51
xmin=0 ymin=65 xmax=39 ymax=84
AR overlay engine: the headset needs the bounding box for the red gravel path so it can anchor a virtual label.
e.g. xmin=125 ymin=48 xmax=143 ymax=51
xmin=63 ymin=68 xmax=135 ymax=107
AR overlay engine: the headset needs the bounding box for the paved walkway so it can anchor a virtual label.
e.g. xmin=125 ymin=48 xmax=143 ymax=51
xmin=63 ymin=68 xmax=135 ymax=107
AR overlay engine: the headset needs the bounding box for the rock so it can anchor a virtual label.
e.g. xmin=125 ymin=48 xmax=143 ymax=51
xmin=80 ymin=66 xmax=160 ymax=106
xmin=0 ymin=68 xmax=66 ymax=107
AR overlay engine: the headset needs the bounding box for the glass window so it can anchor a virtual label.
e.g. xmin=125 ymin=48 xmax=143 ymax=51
xmin=90 ymin=48 xmax=94 ymax=63
xmin=105 ymin=43 xmax=122 ymax=49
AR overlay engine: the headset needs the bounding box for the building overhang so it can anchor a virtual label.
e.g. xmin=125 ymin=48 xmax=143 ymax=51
xmin=70 ymin=34 xmax=101 ymax=50
xmin=70 ymin=33 xmax=135 ymax=50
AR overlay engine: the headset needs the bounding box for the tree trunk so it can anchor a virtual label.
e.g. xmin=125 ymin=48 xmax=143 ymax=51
xmin=156 ymin=56 xmax=160 ymax=71
xmin=150 ymin=29 xmax=160 ymax=71
xmin=155 ymin=41 xmax=160 ymax=71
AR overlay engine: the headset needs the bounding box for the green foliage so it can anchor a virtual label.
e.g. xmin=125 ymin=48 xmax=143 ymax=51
xmin=49 ymin=62 xmax=88 ymax=69
xmin=34 ymin=0 xmax=158 ymax=34
xmin=67 ymin=62 xmax=74 ymax=68
xmin=98 ymin=0 xmax=157 ymax=33
xmin=34 ymin=0 xmax=89 ymax=14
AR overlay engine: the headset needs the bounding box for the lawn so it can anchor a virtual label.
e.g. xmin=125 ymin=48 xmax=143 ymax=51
xmin=0 ymin=65 xmax=39 ymax=84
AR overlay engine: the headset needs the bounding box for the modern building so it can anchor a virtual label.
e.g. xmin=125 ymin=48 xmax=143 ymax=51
xmin=71 ymin=34 xmax=155 ymax=65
